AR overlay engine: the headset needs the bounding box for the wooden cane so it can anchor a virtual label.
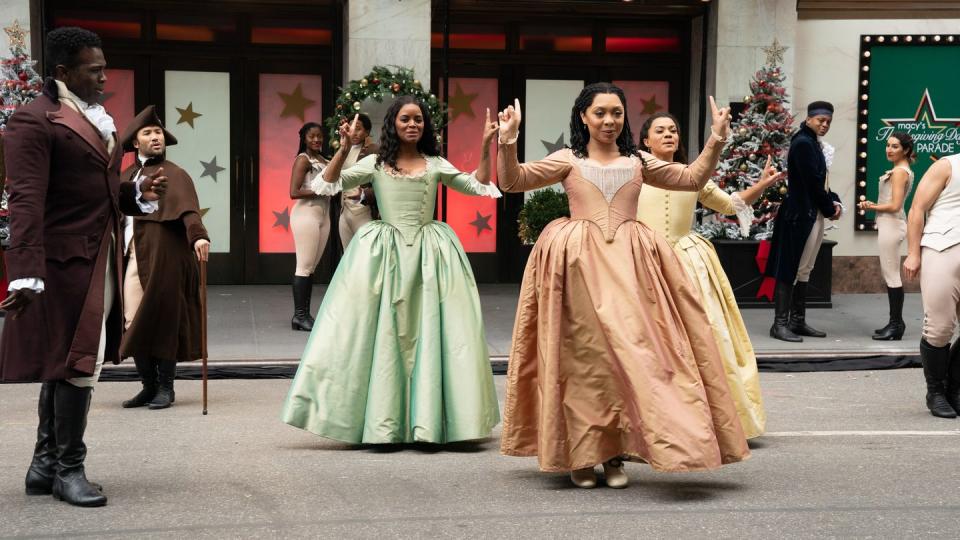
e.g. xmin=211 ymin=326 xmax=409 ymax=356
xmin=200 ymin=258 xmax=208 ymax=415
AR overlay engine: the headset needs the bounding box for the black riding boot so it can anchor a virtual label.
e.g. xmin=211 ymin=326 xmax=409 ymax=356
xmin=920 ymin=339 xmax=957 ymax=418
xmin=788 ymin=281 xmax=826 ymax=337
xmin=148 ymin=360 xmax=176 ymax=410
xmin=122 ymin=356 xmax=157 ymax=408
xmin=52 ymin=382 xmax=108 ymax=507
xmin=872 ymin=287 xmax=906 ymax=341
xmin=947 ymin=340 xmax=960 ymax=415
xmin=25 ymin=382 xmax=58 ymax=495
xmin=291 ymin=276 xmax=314 ymax=331
xmin=769 ymin=280 xmax=802 ymax=342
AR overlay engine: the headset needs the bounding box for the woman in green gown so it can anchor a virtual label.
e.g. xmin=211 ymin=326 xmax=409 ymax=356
xmin=281 ymin=97 xmax=502 ymax=444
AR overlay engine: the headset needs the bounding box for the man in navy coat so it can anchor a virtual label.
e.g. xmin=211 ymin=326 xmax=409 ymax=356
xmin=765 ymin=101 xmax=843 ymax=342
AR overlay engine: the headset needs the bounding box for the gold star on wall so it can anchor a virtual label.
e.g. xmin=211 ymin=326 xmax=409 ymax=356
xmin=447 ymin=83 xmax=478 ymax=121
xmin=640 ymin=95 xmax=663 ymax=115
xmin=3 ymin=20 xmax=27 ymax=49
xmin=278 ymin=83 xmax=316 ymax=121
xmin=762 ymin=39 xmax=788 ymax=66
xmin=176 ymin=102 xmax=203 ymax=128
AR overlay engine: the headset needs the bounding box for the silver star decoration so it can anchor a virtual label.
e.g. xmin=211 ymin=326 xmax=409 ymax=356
xmin=199 ymin=156 xmax=226 ymax=182
xmin=762 ymin=39 xmax=787 ymax=66
xmin=541 ymin=133 xmax=565 ymax=154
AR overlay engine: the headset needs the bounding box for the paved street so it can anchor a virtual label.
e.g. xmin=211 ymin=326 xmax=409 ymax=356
xmin=2 ymin=370 xmax=959 ymax=539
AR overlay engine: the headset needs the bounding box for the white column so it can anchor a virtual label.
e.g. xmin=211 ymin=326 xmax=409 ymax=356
xmin=713 ymin=0 xmax=798 ymax=105
xmin=344 ymin=0 xmax=431 ymax=83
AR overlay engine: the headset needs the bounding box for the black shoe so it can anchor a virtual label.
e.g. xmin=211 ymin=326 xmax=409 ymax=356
xmin=872 ymin=287 xmax=905 ymax=341
xmin=769 ymin=280 xmax=802 ymax=342
xmin=788 ymin=281 xmax=826 ymax=338
xmin=148 ymin=360 xmax=176 ymax=410
xmin=52 ymin=382 xmax=107 ymax=507
xmin=920 ymin=340 xmax=957 ymax=419
xmin=122 ymin=357 xmax=157 ymax=408
xmin=291 ymin=276 xmax=314 ymax=331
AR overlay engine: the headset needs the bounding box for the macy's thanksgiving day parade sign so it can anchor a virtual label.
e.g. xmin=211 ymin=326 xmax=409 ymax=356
xmin=855 ymin=33 xmax=960 ymax=232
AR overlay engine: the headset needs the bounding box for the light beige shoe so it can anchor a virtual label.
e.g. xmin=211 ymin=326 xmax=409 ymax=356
xmin=570 ymin=467 xmax=597 ymax=488
xmin=602 ymin=458 xmax=628 ymax=489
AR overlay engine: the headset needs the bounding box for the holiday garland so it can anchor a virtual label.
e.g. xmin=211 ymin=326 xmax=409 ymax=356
xmin=324 ymin=66 xmax=446 ymax=150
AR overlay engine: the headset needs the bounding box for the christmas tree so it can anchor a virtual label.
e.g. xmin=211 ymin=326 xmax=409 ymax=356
xmin=1 ymin=20 xmax=42 ymax=132
xmin=696 ymin=40 xmax=794 ymax=240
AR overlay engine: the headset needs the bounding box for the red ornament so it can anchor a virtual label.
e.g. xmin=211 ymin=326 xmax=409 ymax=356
xmin=719 ymin=181 xmax=726 ymax=189
xmin=19 ymin=72 xmax=28 ymax=81
xmin=371 ymin=78 xmax=381 ymax=85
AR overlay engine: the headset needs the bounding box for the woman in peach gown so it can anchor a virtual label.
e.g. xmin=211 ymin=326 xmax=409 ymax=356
xmin=497 ymin=83 xmax=750 ymax=489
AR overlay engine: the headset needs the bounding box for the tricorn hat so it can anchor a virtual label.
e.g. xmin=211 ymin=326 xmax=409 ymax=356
xmin=120 ymin=105 xmax=178 ymax=153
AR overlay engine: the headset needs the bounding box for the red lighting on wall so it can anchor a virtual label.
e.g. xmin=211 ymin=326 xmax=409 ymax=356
xmin=52 ymin=18 xmax=141 ymax=39
xmin=253 ymin=28 xmax=332 ymax=46
xmin=431 ymin=32 xmax=507 ymax=50
xmin=606 ymin=36 xmax=681 ymax=53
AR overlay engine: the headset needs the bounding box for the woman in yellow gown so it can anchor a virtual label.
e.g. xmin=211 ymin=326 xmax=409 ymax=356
xmin=636 ymin=112 xmax=782 ymax=438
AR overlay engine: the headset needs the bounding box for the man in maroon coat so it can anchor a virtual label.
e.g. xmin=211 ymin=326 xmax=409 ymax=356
xmin=0 ymin=27 xmax=166 ymax=508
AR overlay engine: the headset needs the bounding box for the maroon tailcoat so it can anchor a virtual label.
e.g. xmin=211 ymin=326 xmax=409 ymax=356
xmin=0 ymin=78 xmax=148 ymax=382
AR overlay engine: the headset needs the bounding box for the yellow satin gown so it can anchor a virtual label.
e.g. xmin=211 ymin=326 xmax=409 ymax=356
xmin=637 ymin=181 xmax=766 ymax=438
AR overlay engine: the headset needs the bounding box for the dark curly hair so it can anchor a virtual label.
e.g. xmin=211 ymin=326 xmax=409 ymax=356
xmin=377 ymin=96 xmax=440 ymax=172
xmin=638 ymin=112 xmax=687 ymax=164
xmin=568 ymin=82 xmax=637 ymax=159
xmin=296 ymin=122 xmax=323 ymax=156
xmin=889 ymin=131 xmax=917 ymax=164
xmin=46 ymin=27 xmax=102 ymax=76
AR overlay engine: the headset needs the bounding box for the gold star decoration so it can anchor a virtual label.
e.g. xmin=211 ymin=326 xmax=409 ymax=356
xmin=278 ymin=83 xmax=316 ymax=121
xmin=640 ymin=94 xmax=663 ymax=115
xmin=447 ymin=82 xmax=478 ymax=121
xmin=176 ymin=102 xmax=203 ymax=128
xmin=3 ymin=20 xmax=27 ymax=49
xmin=762 ymin=39 xmax=788 ymax=66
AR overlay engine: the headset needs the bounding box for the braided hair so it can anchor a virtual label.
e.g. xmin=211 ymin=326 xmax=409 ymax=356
xmin=568 ymin=82 xmax=638 ymax=159
xmin=46 ymin=27 xmax=102 ymax=76
xmin=296 ymin=122 xmax=323 ymax=156
xmin=376 ymin=96 xmax=440 ymax=172
xmin=638 ymin=112 xmax=688 ymax=164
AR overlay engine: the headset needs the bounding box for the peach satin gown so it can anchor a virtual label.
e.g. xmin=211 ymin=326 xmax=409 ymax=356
xmin=498 ymin=138 xmax=750 ymax=473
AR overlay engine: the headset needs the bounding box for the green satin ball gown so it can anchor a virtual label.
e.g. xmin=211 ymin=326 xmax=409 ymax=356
xmin=281 ymin=155 xmax=502 ymax=443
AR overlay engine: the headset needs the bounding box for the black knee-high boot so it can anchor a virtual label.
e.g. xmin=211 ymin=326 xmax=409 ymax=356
xmin=872 ymin=287 xmax=905 ymax=340
xmin=52 ymin=382 xmax=107 ymax=507
xmin=148 ymin=359 xmax=176 ymax=410
xmin=947 ymin=341 xmax=960 ymax=415
xmin=122 ymin=356 xmax=157 ymax=408
xmin=920 ymin=339 xmax=957 ymax=419
xmin=25 ymin=382 xmax=58 ymax=495
xmin=291 ymin=276 xmax=314 ymax=331
xmin=789 ymin=281 xmax=826 ymax=337
xmin=769 ymin=280 xmax=801 ymax=342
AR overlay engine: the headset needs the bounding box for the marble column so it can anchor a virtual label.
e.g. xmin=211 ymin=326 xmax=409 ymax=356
xmin=712 ymin=0 xmax=798 ymax=106
xmin=344 ymin=0 xmax=431 ymax=83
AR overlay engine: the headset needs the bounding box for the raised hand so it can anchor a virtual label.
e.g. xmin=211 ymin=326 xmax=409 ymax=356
xmin=709 ymin=96 xmax=731 ymax=139
xmin=338 ymin=114 xmax=359 ymax=150
xmin=140 ymin=167 xmax=167 ymax=201
xmin=498 ymin=98 xmax=522 ymax=141
xmin=758 ymin=155 xmax=785 ymax=188
xmin=482 ymin=108 xmax=498 ymax=147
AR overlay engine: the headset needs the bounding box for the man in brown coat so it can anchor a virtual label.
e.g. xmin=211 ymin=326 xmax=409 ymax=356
xmin=0 ymin=27 xmax=166 ymax=508
xmin=118 ymin=105 xmax=209 ymax=410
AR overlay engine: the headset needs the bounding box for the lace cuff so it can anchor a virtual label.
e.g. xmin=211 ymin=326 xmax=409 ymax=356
xmin=731 ymin=193 xmax=753 ymax=237
xmin=310 ymin=177 xmax=342 ymax=196
xmin=466 ymin=172 xmax=503 ymax=198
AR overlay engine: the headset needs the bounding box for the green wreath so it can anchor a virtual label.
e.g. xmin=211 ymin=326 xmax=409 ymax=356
xmin=325 ymin=65 xmax=447 ymax=150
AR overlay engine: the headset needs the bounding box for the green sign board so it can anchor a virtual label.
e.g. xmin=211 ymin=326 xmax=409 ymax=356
xmin=855 ymin=35 xmax=960 ymax=232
